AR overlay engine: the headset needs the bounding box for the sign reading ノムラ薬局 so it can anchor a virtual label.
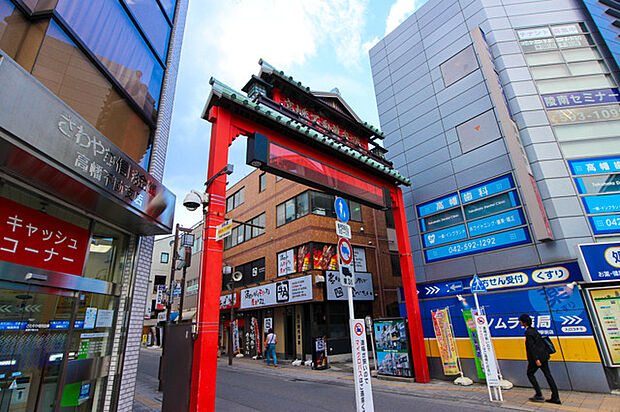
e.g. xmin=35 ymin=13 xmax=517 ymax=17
xmin=239 ymin=275 xmax=313 ymax=309
xmin=350 ymin=319 xmax=374 ymax=411
xmin=326 ymin=271 xmax=373 ymax=301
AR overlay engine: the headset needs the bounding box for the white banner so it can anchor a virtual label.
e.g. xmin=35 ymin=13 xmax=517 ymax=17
xmin=350 ymin=319 xmax=374 ymax=412
xmin=232 ymin=320 xmax=240 ymax=354
xmin=326 ymin=271 xmax=373 ymax=301
xmin=240 ymin=275 xmax=313 ymax=309
xmin=277 ymin=249 xmax=295 ymax=276
xmin=474 ymin=314 xmax=501 ymax=386
xmin=353 ymin=247 xmax=367 ymax=272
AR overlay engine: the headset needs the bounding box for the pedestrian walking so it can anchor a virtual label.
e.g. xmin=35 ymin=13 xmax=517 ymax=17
xmin=519 ymin=314 xmax=561 ymax=405
xmin=266 ymin=328 xmax=277 ymax=367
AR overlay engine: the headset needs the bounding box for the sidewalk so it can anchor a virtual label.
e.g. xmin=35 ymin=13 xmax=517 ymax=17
xmin=229 ymin=356 xmax=620 ymax=412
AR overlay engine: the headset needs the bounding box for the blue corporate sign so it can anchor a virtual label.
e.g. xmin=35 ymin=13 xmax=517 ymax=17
xmin=582 ymin=193 xmax=620 ymax=214
xmin=425 ymin=227 xmax=531 ymax=263
xmin=460 ymin=174 xmax=514 ymax=204
xmin=417 ymin=193 xmax=460 ymax=218
xmin=417 ymin=261 xmax=583 ymax=299
xmin=334 ymin=197 xmax=349 ymax=223
xmin=577 ymin=242 xmax=620 ymax=283
xmin=422 ymin=224 xmax=467 ymax=248
xmin=541 ymin=88 xmax=620 ymax=109
xmin=568 ymin=156 xmax=620 ymax=176
xmin=589 ymin=215 xmax=620 ymax=234
xmin=467 ymin=209 xmax=524 ymax=237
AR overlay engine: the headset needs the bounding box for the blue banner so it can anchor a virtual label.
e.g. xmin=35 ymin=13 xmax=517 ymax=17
xmin=418 ymin=261 xmax=583 ymax=299
xmin=541 ymin=88 xmax=620 ymax=109
xmin=417 ymin=193 xmax=460 ymax=218
xmin=425 ymin=227 xmax=530 ymax=263
xmin=422 ymin=224 xmax=467 ymax=248
xmin=0 ymin=321 xmax=27 ymax=330
xmin=467 ymin=209 xmax=524 ymax=237
xmin=420 ymin=284 xmax=592 ymax=338
xmin=589 ymin=215 xmax=620 ymax=234
xmin=568 ymin=156 xmax=620 ymax=176
xmin=582 ymin=193 xmax=620 ymax=214
xmin=460 ymin=174 xmax=515 ymax=204
xmin=578 ymin=242 xmax=620 ymax=282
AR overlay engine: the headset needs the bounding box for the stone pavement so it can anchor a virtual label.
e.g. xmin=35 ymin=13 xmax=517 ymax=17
xmin=231 ymin=356 xmax=620 ymax=412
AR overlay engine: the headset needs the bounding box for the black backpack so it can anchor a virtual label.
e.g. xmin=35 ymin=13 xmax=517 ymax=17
xmin=542 ymin=336 xmax=556 ymax=355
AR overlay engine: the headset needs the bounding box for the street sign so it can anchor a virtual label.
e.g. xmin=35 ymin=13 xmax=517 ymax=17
xmin=215 ymin=220 xmax=233 ymax=241
xmin=339 ymin=264 xmax=354 ymax=287
xmin=334 ymin=197 xmax=350 ymax=223
xmin=471 ymin=275 xmax=487 ymax=293
xmin=335 ymin=221 xmax=352 ymax=239
xmin=350 ymin=319 xmax=374 ymax=411
xmin=338 ymin=238 xmax=353 ymax=265
xmin=474 ymin=314 xmax=501 ymax=387
xmin=157 ymin=312 xmax=166 ymax=322
xmin=181 ymin=233 xmax=195 ymax=247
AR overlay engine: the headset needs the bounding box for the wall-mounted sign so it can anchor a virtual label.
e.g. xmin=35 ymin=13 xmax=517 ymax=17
xmin=278 ymin=248 xmax=296 ymax=276
xmin=418 ymin=261 xmax=583 ymax=299
xmin=220 ymin=293 xmax=239 ymax=309
xmin=239 ymin=275 xmax=313 ymax=309
xmin=0 ymin=197 xmax=90 ymax=276
xmin=215 ymin=220 xmax=233 ymax=241
xmin=548 ymin=104 xmax=620 ymax=125
xmin=353 ymin=247 xmax=367 ymax=272
xmin=568 ymin=156 xmax=620 ymax=235
xmin=577 ymin=242 xmax=620 ymax=283
xmin=326 ymin=271 xmax=373 ymax=301
xmin=541 ymin=88 xmax=620 ymax=109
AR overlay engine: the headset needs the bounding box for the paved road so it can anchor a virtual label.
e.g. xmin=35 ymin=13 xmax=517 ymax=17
xmin=134 ymin=349 xmax=505 ymax=411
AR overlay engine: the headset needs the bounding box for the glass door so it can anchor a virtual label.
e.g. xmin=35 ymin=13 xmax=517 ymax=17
xmin=0 ymin=283 xmax=76 ymax=412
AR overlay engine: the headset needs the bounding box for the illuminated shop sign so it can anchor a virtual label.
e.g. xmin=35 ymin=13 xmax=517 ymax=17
xmin=568 ymin=156 xmax=620 ymax=235
xmin=247 ymin=133 xmax=389 ymax=209
xmin=541 ymin=88 xmax=620 ymax=109
xmin=417 ymin=174 xmax=529 ymax=263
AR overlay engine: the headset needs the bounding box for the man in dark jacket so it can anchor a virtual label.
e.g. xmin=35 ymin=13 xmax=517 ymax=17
xmin=519 ymin=314 xmax=561 ymax=404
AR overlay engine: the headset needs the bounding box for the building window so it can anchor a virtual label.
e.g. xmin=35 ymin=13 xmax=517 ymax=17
xmin=276 ymin=175 xmax=283 ymax=182
xmin=259 ymin=173 xmax=266 ymax=192
xmin=223 ymin=213 xmax=265 ymax=250
xmin=160 ymin=252 xmax=169 ymax=263
xmin=276 ymin=192 xmax=310 ymax=226
xmin=226 ymin=187 xmax=245 ymax=212
xmin=153 ymin=275 xmax=166 ymax=292
xmin=349 ymin=200 xmax=362 ymax=222
xmin=390 ymin=254 xmax=401 ymax=277
xmin=277 ymin=191 xmax=362 ymax=226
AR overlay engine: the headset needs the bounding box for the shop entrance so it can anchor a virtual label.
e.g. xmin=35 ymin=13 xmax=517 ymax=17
xmin=284 ymin=307 xmax=295 ymax=360
xmin=0 ymin=284 xmax=75 ymax=411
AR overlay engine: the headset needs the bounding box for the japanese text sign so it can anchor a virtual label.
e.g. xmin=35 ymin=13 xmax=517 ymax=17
xmin=474 ymin=314 xmax=501 ymax=387
xmin=431 ymin=308 xmax=460 ymax=375
xmin=0 ymin=196 xmax=89 ymax=276
xmin=326 ymin=271 xmax=373 ymax=301
xmin=541 ymin=88 xmax=620 ymax=109
xmin=578 ymin=242 xmax=620 ymax=283
xmin=350 ymin=319 xmax=374 ymax=411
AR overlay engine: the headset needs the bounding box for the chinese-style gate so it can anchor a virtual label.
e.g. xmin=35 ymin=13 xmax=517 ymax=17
xmin=190 ymin=60 xmax=429 ymax=411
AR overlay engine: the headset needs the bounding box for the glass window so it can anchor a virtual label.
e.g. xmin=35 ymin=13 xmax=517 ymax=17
xmin=530 ymin=64 xmax=571 ymax=80
xmin=285 ymin=198 xmax=295 ymax=223
xmin=349 ymin=200 xmax=362 ymax=222
xmin=32 ymin=21 xmax=153 ymax=168
xmin=226 ymin=196 xmax=234 ymax=212
xmin=385 ymin=209 xmax=395 ymax=229
xmin=560 ymin=136 xmax=620 ymax=158
xmin=556 ymin=34 xmax=593 ymax=49
xmin=440 ymin=45 xmax=478 ymax=87
xmin=554 ymin=119 xmax=620 ymax=142
xmin=223 ymin=234 xmax=232 ymax=250
xmin=84 ymin=222 xmax=130 ymax=284
xmin=121 ymin=0 xmax=171 ymax=60
xmin=568 ymin=60 xmax=608 ymax=76
xmin=226 ymin=188 xmax=245 ymax=211
xmin=160 ymin=252 xmax=169 ymax=263
xmin=252 ymin=213 xmax=265 ymax=238
xmin=158 ymin=0 xmax=177 ymax=20
xmin=296 ymin=192 xmax=309 ymax=219
xmin=236 ymin=225 xmax=244 ymax=245
xmin=55 ymin=0 xmax=165 ymax=118
xmin=244 ymin=223 xmax=252 ymax=241
xmin=562 ymin=47 xmax=600 ymax=62
xmin=276 ymin=203 xmax=285 ymax=227
xmin=311 ymin=191 xmax=334 ymax=217
xmin=524 ymin=51 xmax=563 ymax=66
xmin=259 ymin=173 xmax=266 ymax=192
xmin=536 ymin=74 xmax=614 ymax=93
xmin=0 ymin=0 xmax=46 ymax=71
xmin=390 ymin=254 xmax=402 ymax=277
xmin=276 ymin=175 xmax=283 ymax=182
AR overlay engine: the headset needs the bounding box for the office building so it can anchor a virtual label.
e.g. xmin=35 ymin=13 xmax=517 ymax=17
xmin=370 ymin=0 xmax=620 ymax=392
xmin=0 ymin=0 xmax=187 ymax=410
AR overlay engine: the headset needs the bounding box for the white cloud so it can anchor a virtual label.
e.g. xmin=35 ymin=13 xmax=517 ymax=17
xmin=384 ymin=0 xmax=419 ymax=36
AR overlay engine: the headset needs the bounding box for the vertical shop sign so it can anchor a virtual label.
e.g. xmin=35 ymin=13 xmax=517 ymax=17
xmin=156 ymin=285 xmax=165 ymax=310
xmin=350 ymin=319 xmax=374 ymax=412
xmin=462 ymin=309 xmax=486 ymax=379
xmin=586 ymin=287 xmax=620 ymax=366
xmin=253 ymin=317 xmax=261 ymax=355
xmin=313 ymin=336 xmax=329 ymax=370
xmin=431 ymin=309 xmax=460 ymax=375
xmin=232 ymin=320 xmax=240 ymax=354
xmin=471 ymin=27 xmax=553 ymax=241
xmin=474 ymin=314 xmax=501 ymax=386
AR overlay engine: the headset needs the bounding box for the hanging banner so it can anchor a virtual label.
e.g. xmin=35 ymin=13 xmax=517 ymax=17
xmin=431 ymin=309 xmax=460 ymax=375
xmin=253 ymin=317 xmax=262 ymax=355
xmin=474 ymin=314 xmax=500 ymax=386
xmin=232 ymin=320 xmax=240 ymax=354
xmin=350 ymin=319 xmax=374 ymax=411
xmin=462 ymin=309 xmax=486 ymax=379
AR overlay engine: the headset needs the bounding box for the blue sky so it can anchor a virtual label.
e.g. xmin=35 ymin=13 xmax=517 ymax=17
xmin=164 ymin=0 xmax=428 ymax=227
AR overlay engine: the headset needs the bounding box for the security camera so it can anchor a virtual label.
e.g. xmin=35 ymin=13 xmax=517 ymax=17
xmin=224 ymin=164 xmax=234 ymax=175
xmin=183 ymin=190 xmax=207 ymax=211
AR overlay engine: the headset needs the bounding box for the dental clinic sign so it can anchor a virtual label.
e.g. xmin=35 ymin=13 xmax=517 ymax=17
xmin=578 ymin=242 xmax=620 ymax=283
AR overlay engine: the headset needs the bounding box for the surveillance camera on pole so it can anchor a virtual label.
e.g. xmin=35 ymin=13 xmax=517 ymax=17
xmin=183 ymin=190 xmax=209 ymax=212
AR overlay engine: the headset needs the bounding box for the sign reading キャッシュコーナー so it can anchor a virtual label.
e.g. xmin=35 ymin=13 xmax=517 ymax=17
xmin=417 ymin=174 xmax=532 ymax=263
xmin=568 ymin=156 xmax=620 ymax=235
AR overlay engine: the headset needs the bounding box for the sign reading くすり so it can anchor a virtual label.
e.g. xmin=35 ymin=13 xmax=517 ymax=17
xmin=0 ymin=196 xmax=90 ymax=276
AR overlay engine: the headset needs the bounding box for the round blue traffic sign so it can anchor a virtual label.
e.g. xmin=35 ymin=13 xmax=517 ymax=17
xmin=334 ymin=197 xmax=349 ymax=223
